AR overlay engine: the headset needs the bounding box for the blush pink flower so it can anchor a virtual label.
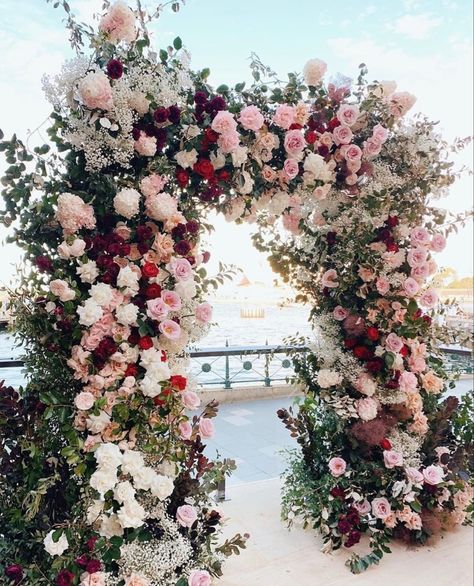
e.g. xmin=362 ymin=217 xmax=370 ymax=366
xmin=272 ymin=105 xmax=296 ymax=129
xmin=195 ymin=302 xmax=212 ymax=324
xmin=168 ymin=258 xmax=193 ymax=281
xmin=336 ymin=104 xmax=360 ymax=127
xmin=217 ymin=131 xmax=240 ymax=153
xmin=423 ymin=465 xmax=444 ymax=485
xmin=333 ymin=306 xmax=348 ymax=321
xmin=321 ymin=269 xmax=339 ymax=288
xmin=372 ymin=124 xmax=389 ymax=143
xmin=303 ymin=58 xmax=327 ymax=86
xmin=403 ymin=277 xmax=420 ymax=297
xmin=158 ymin=319 xmax=181 ymax=340
xmin=146 ymin=298 xmax=169 ymax=321
xmin=332 ymin=125 xmax=353 ymax=145
xmin=410 ymin=227 xmax=430 ymax=247
xmin=284 ymin=129 xmax=306 ymax=156
xmin=179 ymin=421 xmax=193 ymax=440
xmin=328 ymin=456 xmax=346 ymax=477
xmin=238 ymin=105 xmax=265 ymax=131
xmin=430 ymin=233 xmax=446 ymax=252
xmin=371 ymin=497 xmax=392 ymax=520
xmin=188 ymin=570 xmax=211 ymax=586
xmin=363 ymin=138 xmax=382 ymax=158
xmin=399 ymin=370 xmax=418 ymax=393
xmin=389 ymin=92 xmax=417 ymax=117
xmin=385 ymin=332 xmax=404 ymax=353
xmin=50 ymin=279 xmax=76 ymax=302
xmin=406 ymin=467 xmax=424 ymax=484
xmin=356 ymin=397 xmax=378 ymax=421
xmin=354 ymin=499 xmax=371 ymax=515
xmin=211 ymin=110 xmax=237 ymax=134
xmin=407 ymin=247 xmax=428 ymax=267
xmin=182 ymin=391 xmax=200 ymax=410
xmin=341 ymin=143 xmax=362 ymax=162
xmin=79 ymin=71 xmax=114 ymax=111
xmin=198 ymin=418 xmax=215 ymax=439
xmin=134 ymin=131 xmax=157 ymax=157
xmin=161 ymin=290 xmax=182 ymax=311
xmin=283 ymin=158 xmax=299 ymax=179
xmin=140 ymin=174 xmax=167 ymax=198
xmin=56 ymin=192 xmax=96 ymax=235
xmin=176 ymin=504 xmax=198 ymax=528
xmin=383 ymin=450 xmax=403 ymax=468
xmin=99 ymin=1 xmax=136 ymax=44
xmin=420 ymin=289 xmax=438 ymax=308
xmin=74 ymin=391 xmax=95 ymax=411
xmin=376 ymin=277 xmax=390 ymax=295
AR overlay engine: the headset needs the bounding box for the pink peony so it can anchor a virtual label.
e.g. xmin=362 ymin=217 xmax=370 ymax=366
xmin=56 ymin=192 xmax=96 ymax=235
xmin=385 ymin=332 xmax=404 ymax=353
xmin=272 ymin=105 xmax=296 ymax=129
xmin=321 ymin=269 xmax=339 ymax=288
xmin=303 ymin=58 xmax=327 ymax=86
xmin=383 ymin=450 xmax=403 ymax=469
xmin=134 ymin=132 xmax=157 ymax=157
xmin=198 ymin=418 xmax=214 ymax=439
xmin=79 ymin=71 xmax=114 ymax=111
xmin=284 ymin=129 xmax=306 ymax=156
xmin=99 ymin=1 xmax=136 ymax=44
xmin=146 ymin=298 xmax=169 ymax=321
xmin=371 ymin=497 xmax=392 ymax=519
xmin=420 ymin=289 xmax=438 ymax=308
xmin=211 ymin=110 xmax=237 ymax=134
xmin=423 ymin=465 xmax=444 ymax=485
xmin=238 ymin=105 xmax=264 ymax=131
xmin=403 ymin=277 xmax=420 ymax=297
xmin=176 ymin=504 xmax=198 ymax=528
xmin=333 ymin=306 xmax=349 ymax=321
xmin=140 ymin=174 xmax=167 ymax=198
xmin=336 ymin=104 xmax=360 ymax=127
xmin=158 ymin=319 xmax=181 ymax=340
xmin=328 ymin=456 xmax=346 ymax=477
xmin=188 ymin=570 xmax=211 ymax=586
xmin=146 ymin=192 xmax=179 ymax=222
xmin=376 ymin=277 xmax=390 ymax=295
xmin=195 ymin=302 xmax=212 ymax=324
xmin=399 ymin=371 xmax=418 ymax=393
xmin=217 ymin=131 xmax=240 ymax=153
xmin=430 ymin=233 xmax=446 ymax=252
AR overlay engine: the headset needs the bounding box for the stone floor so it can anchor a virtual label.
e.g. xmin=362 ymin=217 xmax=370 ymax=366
xmin=218 ymin=478 xmax=474 ymax=586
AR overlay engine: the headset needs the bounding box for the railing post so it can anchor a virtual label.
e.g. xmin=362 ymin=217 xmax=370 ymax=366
xmin=224 ymin=339 xmax=231 ymax=389
xmin=264 ymin=338 xmax=271 ymax=387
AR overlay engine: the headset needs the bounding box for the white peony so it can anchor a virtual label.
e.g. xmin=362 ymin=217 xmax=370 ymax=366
xmin=139 ymin=347 xmax=161 ymax=368
xmin=114 ymin=188 xmax=141 ymax=219
xmin=117 ymin=499 xmax=147 ymax=528
xmin=146 ymin=361 xmax=171 ymax=382
xmin=132 ymin=466 xmax=157 ymax=491
xmin=174 ymin=148 xmax=198 ymax=169
xmin=139 ymin=375 xmax=162 ymax=398
xmin=174 ymin=279 xmax=197 ymax=300
xmin=303 ymin=58 xmax=327 ymax=86
xmin=145 ymin=192 xmax=179 ymax=222
xmin=77 ymin=298 xmax=103 ymax=326
xmin=77 ymin=260 xmax=99 ymax=284
xmin=116 ymin=303 xmax=139 ymax=326
xmin=44 ymin=530 xmax=69 ymax=556
xmin=114 ymin=480 xmax=136 ymax=504
xmin=90 ymin=468 xmax=118 ymax=496
xmin=304 ymin=153 xmax=326 ymax=177
xmin=151 ymin=474 xmax=175 ymax=500
xmin=121 ymin=450 xmax=145 ymax=476
xmin=90 ymin=283 xmax=114 ymax=307
xmin=94 ymin=442 xmax=123 ymax=469
xmin=99 ymin=513 xmax=124 ymax=538
xmin=317 ymin=369 xmax=343 ymax=389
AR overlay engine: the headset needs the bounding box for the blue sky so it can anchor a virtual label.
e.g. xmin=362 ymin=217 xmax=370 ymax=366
xmin=0 ymin=0 xmax=472 ymax=284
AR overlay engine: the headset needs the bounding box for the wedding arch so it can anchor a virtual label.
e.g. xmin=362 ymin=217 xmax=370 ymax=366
xmin=0 ymin=2 xmax=472 ymax=585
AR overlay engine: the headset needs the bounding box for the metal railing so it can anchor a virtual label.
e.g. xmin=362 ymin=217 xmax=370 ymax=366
xmin=0 ymin=344 xmax=472 ymax=389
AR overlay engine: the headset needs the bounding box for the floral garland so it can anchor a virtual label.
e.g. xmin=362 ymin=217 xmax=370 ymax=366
xmin=0 ymin=1 xmax=472 ymax=584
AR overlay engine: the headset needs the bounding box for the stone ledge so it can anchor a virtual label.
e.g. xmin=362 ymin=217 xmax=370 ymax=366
xmin=197 ymin=384 xmax=302 ymax=404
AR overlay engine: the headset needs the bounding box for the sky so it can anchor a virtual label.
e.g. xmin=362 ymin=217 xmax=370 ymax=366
xmin=0 ymin=0 xmax=472 ymax=287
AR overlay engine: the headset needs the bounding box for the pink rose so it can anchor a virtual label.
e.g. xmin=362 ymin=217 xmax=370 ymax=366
xmin=336 ymin=104 xmax=359 ymax=127
xmin=321 ymin=269 xmax=339 ymax=288
xmin=399 ymin=371 xmax=418 ymax=393
xmin=158 ymin=319 xmax=181 ymax=340
xmin=372 ymin=124 xmax=389 ymax=143
xmin=272 ymin=105 xmax=296 ymax=129
xmin=328 ymin=456 xmax=346 ymax=477
xmin=363 ymin=138 xmax=382 ymax=158
xmin=195 ymin=302 xmax=212 ymax=324
xmin=371 ymin=497 xmax=392 ymax=519
xmin=283 ymin=158 xmax=299 ymax=179
xmin=79 ymin=71 xmax=113 ymax=111
xmin=389 ymin=92 xmax=417 ymax=117
xmin=74 ymin=391 xmax=95 ymax=411
xmin=341 ymin=144 xmax=362 ymax=162
xmin=430 ymin=233 xmax=446 ymax=252
xmin=146 ymin=298 xmax=169 ymax=321
xmin=238 ymin=105 xmax=264 ymax=131
xmin=333 ymin=306 xmax=348 ymax=321
xmin=303 ymin=58 xmax=327 ymax=86
xmin=332 ymin=125 xmax=353 ymax=146
xmin=99 ymin=1 xmax=136 ymax=44
xmin=211 ymin=111 xmax=237 ymax=134
xmin=383 ymin=450 xmax=403 ymax=469
xmin=407 ymin=247 xmax=428 ymax=268
xmin=124 ymin=575 xmax=150 ymax=586
xmin=356 ymin=397 xmax=378 ymax=421
xmin=376 ymin=277 xmax=390 ymax=295
xmin=217 ymin=131 xmax=240 ymax=153
xmin=80 ymin=573 xmax=106 ymax=586
xmin=182 ymin=391 xmax=200 ymax=410
xmin=385 ymin=333 xmax=404 ymax=353
xmin=411 ymin=263 xmax=430 ymax=283
xmin=161 ymin=290 xmax=182 ymax=311
xmin=420 ymin=289 xmax=438 ymax=308
xmin=176 ymin=504 xmax=198 ymax=528
xmin=179 ymin=421 xmax=193 ymax=440
xmin=168 ymin=258 xmax=193 ymax=281
xmin=188 ymin=570 xmax=211 ymax=586
xmin=140 ymin=174 xmax=167 ymax=198
xmin=410 ymin=227 xmax=430 ymax=247
xmin=284 ymin=129 xmax=306 ymax=156
xmin=50 ymin=279 xmax=76 ymax=302
xmin=354 ymin=499 xmax=371 ymax=515
xmin=134 ymin=131 xmax=157 ymax=157
xmin=406 ymin=467 xmax=424 ymax=484
xmin=198 ymin=418 xmax=214 ymax=439
xmin=423 ymin=465 xmax=444 ymax=485
xmin=403 ymin=277 xmax=420 ymax=297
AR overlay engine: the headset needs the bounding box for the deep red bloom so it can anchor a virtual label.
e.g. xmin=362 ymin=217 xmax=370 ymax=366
xmin=138 ymin=336 xmax=153 ymax=350
xmin=144 ymin=283 xmax=162 ymax=299
xmin=170 ymin=375 xmax=187 ymax=390
xmin=141 ymin=262 xmax=159 ymax=279
xmin=366 ymin=327 xmax=379 ymax=341
xmin=386 ymin=242 xmax=399 ymax=252
xmin=366 ymin=358 xmax=384 ymax=373
xmin=86 ymin=536 xmax=98 ymax=552
xmin=136 ymin=225 xmax=153 ymax=241
xmin=186 ymin=220 xmax=200 ymax=235
xmin=326 ymin=231 xmax=337 ymax=246
xmin=289 ymin=122 xmax=303 ymax=130
xmin=400 ymin=345 xmax=409 ymax=357
xmin=161 ymin=350 xmax=167 ymax=362
xmin=194 ymin=90 xmax=208 ymax=104
xmin=318 ymin=145 xmax=329 ymax=157
xmin=171 ymin=223 xmax=187 ymax=239
xmin=386 ymin=215 xmax=399 ymax=228
xmin=422 ymin=315 xmax=432 ymax=326
xmin=345 ymin=530 xmax=361 ymax=547
xmin=56 ymin=570 xmax=75 ymax=586
xmin=217 ymin=169 xmax=231 ymax=182
xmin=125 ymin=364 xmax=138 ymax=377
xmin=138 ymin=241 xmax=151 ymax=255
xmin=353 ymin=345 xmax=373 ymax=360
xmin=305 ymin=130 xmax=318 ymax=144
xmin=193 ymin=159 xmax=215 ymax=180
xmin=328 ymin=117 xmax=341 ymax=131
xmin=346 ymin=510 xmax=360 ymax=526
xmin=204 ymin=127 xmax=219 ymax=143
xmin=35 ymin=255 xmax=53 ymax=273
xmin=174 ymin=240 xmax=191 ymax=256
xmin=5 ymin=565 xmax=23 ymax=584
xmin=153 ymin=107 xmax=169 ymax=123
xmin=338 ymin=518 xmax=352 ymax=534
xmin=176 ymin=167 xmax=190 ymax=188
xmin=208 ymin=95 xmax=227 ymax=112
xmin=344 ymin=338 xmax=357 ymax=349
xmin=94 ymin=337 xmax=117 ymax=362
xmin=128 ymin=331 xmax=140 ymax=345
xmin=330 ymin=487 xmax=346 ymax=499
xmin=75 ymin=555 xmax=89 ymax=569
xmin=380 ymin=438 xmax=392 ymax=450
xmin=202 ymin=251 xmax=211 ymax=263
xmin=168 ymin=105 xmax=181 ymax=123
xmin=106 ymin=59 xmax=123 ymax=79
xmin=86 ymin=560 xmax=101 ymax=574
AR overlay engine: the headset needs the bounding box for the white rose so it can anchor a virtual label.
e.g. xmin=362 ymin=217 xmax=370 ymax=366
xmin=116 ymin=303 xmax=139 ymax=326
xmin=150 ymin=474 xmax=175 ymax=500
xmin=74 ymin=391 xmax=95 ymax=411
xmin=182 ymin=124 xmax=201 ymax=140
xmin=210 ymin=150 xmax=226 ymax=169
xmin=231 ymin=145 xmax=248 ymax=167
xmin=139 ymin=375 xmax=162 ymax=398
xmin=95 ymin=442 xmax=123 ymax=469
xmin=132 ymin=466 xmax=157 ymax=491
xmin=44 ymin=530 xmax=69 ymax=556
xmin=303 ymin=58 xmax=327 ymax=86
xmin=86 ymin=411 xmax=111 ymax=434
xmin=117 ymin=266 xmax=140 ymax=293
xmin=267 ymin=191 xmax=290 ymax=216
xmin=86 ymin=500 xmax=104 ymax=524
xmin=77 ymin=260 xmax=99 ymax=284
xmin=114 ymin=188 xmax=141 ymax=219
xmin=117 ymin=499 xmax=147 ymax=528
xmin=174 ymin=148 xmax=198 ymax=169
xmin=317 ymin=369 xmax=343 ymax=389
xmin=90 ymin=283 xmax=114 ymax=307
xmin=90 ymin=468 xmax=118 ymax=496
xmin=77 ymin=298 xmax=103 ymax=326
xmin=174 ymin=279 xmax=197 ymax=300
xmin=121 ymin=450 xmax=145 ymax=476
xmin=99 ymin=513 xmax=124 ymax=538
xmin=114 ymin=480 xmax=136 ymax=504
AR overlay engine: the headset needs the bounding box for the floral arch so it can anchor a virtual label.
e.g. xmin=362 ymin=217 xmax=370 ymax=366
xmin=0 ymin=2 xmax=472 ymax=585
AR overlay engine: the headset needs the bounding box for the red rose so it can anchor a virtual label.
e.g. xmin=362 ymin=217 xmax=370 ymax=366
xmin=153 ymin=107 xmax=169 ymax=123
xmin=170 ymin=375 xmax=187 ymax=391
xmin=289 ymin=122 xmax=303 ymax=130
xmin=176 ymin=167 xmax=189 ymax=188
xmin=305 ymin=130 xmax=318 ymax=144
xmin=386 ymin=242 xmax=399 ymax=252
xmin=422 ymin=315 xmax=432 ymax=325
xmin=86 ymin=560 xmax=101 ymax=574
xmin=141 ymin=262 xmax=159 ymax=279
xmin=400 ymin=345 xmax=409 ymax=357
xmin=125 ymin=364 xmax=138 ymax=377
xmin=86 ymin=536 xmax=98 ymax=552
xmin=144 ymin=283 xmax=162 ymax=299
xmin=204 ymin=128 xmax=219 ymax=143
xmin=56 ymin=570 xmax=75 ymax=586
xmin=344 ymin=338 xmax=357 ymax=349
xmin=380 ymin=438 xmax=392 ymax=450
xmin=366 ymin=327 xmax=379 ymax=341
xmin=138 ymin=336 xmax=153 ymax=350
xmin=386 ymin=215 xmax=399 ymax=228
xmin=353 ymin=345 xmax=373 ymax=360
xmin=337 ymin=518 xmax=352 ymax=534
xmin=217 ymin=169 xmax=231 ymax=182
xmin=75 ymin=555 xmax=89 ymax=569
xmin=193 ymin=159 xmax=214 ymax=180
xmin=328 ymin=117 xmax=341 ymax=131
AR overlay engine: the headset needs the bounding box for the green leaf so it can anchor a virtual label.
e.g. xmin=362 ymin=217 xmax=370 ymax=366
xmin=216 ymin=84 xmax=229 ymax=94
xmin=173 ymin=36 xmax=182 ymax=50
xmin=159 ymin=49 xmax=168 ymax=63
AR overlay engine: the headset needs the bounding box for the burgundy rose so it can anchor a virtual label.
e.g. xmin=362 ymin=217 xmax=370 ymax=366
xmin=124 ymin=363 xmax=138 ymax=377
xmin=75 ymin=554 xmax=89 ymax=569
xmin=5 ymin=565 xmax=23 ymax=584
xmin=186 ymin=220 xmax=200 ymax=235
xmin=343 ymin=314 xmax=366 ymax=337
xmin=338 ymin=518 xmax=352 ymax=534
xmin=194 ymin=90 xmax=208 ymax=104
xmin=366 ymin=327 xmax=379 ymax=341
xmin=208 ymin=95 xmax=227 ymax=112
xmin=136 ymin=225 xmax=153 ymax=241
xmin=174 ymin=240 xmax=191 ymax=256
xmin=106 ymin=59 xmax=123 ymax=79
xmin=353 ymin=346 xmax=373 ymax=361
xmin=345 ymin=530 xmax=361 ymax=547
xmin=193 ymin=159 xmax=215 ymax=180
xmin=176 ymin=167 xmax=189 ymax=188
xmin=344 ymin=338 xmax=357 ymax=350
xmin=153 ymin=107 xmax=169 ymax=123
xmin=326 ymin=231 xmax=337 ymax=247
xmin=330 ymin=487 xmax=346 ymax=500
xmin=86 ymin=560 xmax=101 ymax=574
xmin=132 ymin=126 xmax=142 ymax=140
xmin=217 ymin=169 xmax=231 ymax=182
xmin=144 ymin=283 xmax=162 ymax=299
xmin=137 ymin=241 xmax=150 ymax=255
xmin=328 ymin=117 xmax=341 ymax=131
xmin=386 ymin=215 xmax=399 ymax=228
xmin=171 ymin=223 xmax=187 ymax=239
xmin=318 ymin=145 xmax=329 ymax=157
xmin=366 ymin=358 xmax=384 ymax=373
xmin=35 ymin=255 xmax=53 ymax=273
xmin=380 ymin=438 xmax=392 ymax=450
xmin=56 ymin=570 xmax=75 ymax=586
xmin=168 ymin=105 xmax=181 ymax=123
xmin=305 ymin=130 xmax=318 ymax=144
